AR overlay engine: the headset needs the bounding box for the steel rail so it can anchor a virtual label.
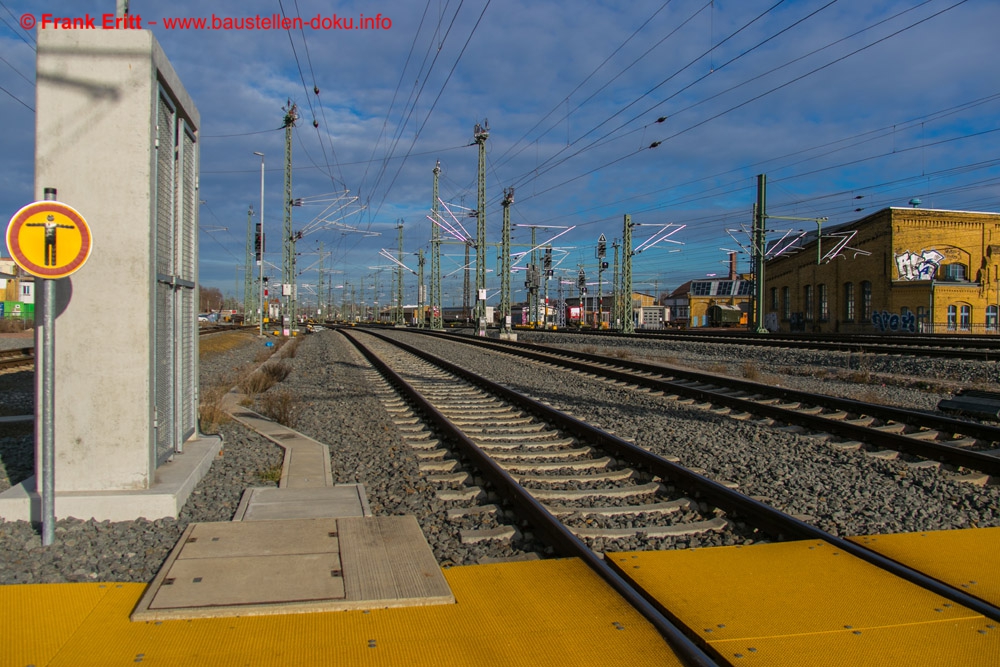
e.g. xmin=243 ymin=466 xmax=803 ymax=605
xmin=534 ymin=327 xmax=1000 ymax=361
xmin=353 ymin=327 xmax=1000 ymax=625
xmin=424 ymin=331 xmax=1000 ymax=473
xmin=0 ymin=348 xmax=34 ymax=370
xmin=341 ymin=329 xmax=722 ymax=667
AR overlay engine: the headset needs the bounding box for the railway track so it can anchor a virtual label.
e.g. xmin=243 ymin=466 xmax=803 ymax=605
xmin=0 ymin=325 xmax=257 ymax=373
xmin=341 ymin=328 xmax=1000 ymax=654
xmin=531 ymin=327 xmax=1000 ymax=361
xmin=0 ymin=347 xmax=34 ymax=372
xmin=396 ymin=329 xmax=1000 ymax=480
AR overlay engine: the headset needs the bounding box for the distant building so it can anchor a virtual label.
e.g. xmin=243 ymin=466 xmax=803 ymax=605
xmin=764 ymin=207 xmax=1000 ymax=334
xmin=666 ymin=254 xmax=753 ymax=328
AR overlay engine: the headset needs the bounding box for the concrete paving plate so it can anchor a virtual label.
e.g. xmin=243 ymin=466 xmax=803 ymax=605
xmin=149 ymin=554 xmax=346 ymax=608
xmin=132 ymin=516 xmax=453 ymax=621
xmin=233 ymin=484 xmax=371 ymax=521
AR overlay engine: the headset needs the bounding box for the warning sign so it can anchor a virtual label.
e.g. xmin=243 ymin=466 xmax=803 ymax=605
xmin=5 ymin=201 xmax=92 ymax=279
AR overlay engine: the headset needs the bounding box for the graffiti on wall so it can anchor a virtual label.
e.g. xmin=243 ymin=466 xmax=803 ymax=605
xmin=871 ymin=309 xmax=916 ymax=333
xmin=895 ymin=249 xmax=945 ymax=280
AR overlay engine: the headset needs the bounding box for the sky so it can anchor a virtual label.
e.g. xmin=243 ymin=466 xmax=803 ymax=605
xmin=2 ymin=0 xmax=1000 ymax=311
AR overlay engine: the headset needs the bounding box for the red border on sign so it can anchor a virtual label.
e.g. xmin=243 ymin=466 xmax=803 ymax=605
xmin=5 ymin=201 xmax=92 ymax=279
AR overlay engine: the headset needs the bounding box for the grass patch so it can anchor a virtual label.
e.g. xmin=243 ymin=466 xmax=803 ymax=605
xmin=613 ymin=348 xmax=633 ymax=360
xmin=258 ymin=463 xmax=284 ymax=484
xmin=281 ymin=338 xmax=301 ymax=359
xmin=741 ymin=361 xmax=760 ymax=381
xmin=261 ymin=360 xmax=292 ymax=383
xmin=198 ymin=381 xmax=233 ymax=433
xmin=845 ymin=351 xmax=872 ymax=384
xmin=199 ymin=331 xmax=258 ymax=359
xmin=259 ymin=389 xmax=300 ymax=427
xmin=706 ymin=363 xmax=729 ymax=375
xmin=238 ymin=371 xmax=277 ymax=395
xmin=0 ymin=318 xmax=30 ymax=333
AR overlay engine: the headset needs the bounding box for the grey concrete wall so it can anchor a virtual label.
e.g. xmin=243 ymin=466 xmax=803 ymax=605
xmin=34 ymin=28 xmax=198 ymax=493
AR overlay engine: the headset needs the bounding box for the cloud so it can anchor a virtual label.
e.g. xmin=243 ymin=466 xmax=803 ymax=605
xmin=2 ymin=0 xmax=998 ymax=302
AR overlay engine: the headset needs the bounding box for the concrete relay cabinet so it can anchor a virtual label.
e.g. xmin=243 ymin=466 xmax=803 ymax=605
xmin=0 ymin=27 xmax=219 ymax=521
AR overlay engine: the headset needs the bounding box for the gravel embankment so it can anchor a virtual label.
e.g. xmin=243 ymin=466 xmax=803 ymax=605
xmin=1 ymin=327 xmax=998 ymax=582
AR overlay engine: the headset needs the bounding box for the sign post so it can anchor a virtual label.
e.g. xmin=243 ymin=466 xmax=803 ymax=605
xmin=5 ymin=188 xmax=92 ymax=545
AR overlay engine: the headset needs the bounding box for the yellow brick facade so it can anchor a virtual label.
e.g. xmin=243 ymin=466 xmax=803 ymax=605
xmin=764 ymin=208 xmax=1000 ymax=334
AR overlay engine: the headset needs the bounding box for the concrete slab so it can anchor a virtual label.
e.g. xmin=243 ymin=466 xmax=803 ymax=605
xmin=224 ymin=397 xmax=334 ymax=488
xmin=132 ymin=516 xmax=454 ymax=621
xmin=233 ymin=485 xmax=371 ymax=521
xmin=0 ymin=435 xmax=221 ymax=522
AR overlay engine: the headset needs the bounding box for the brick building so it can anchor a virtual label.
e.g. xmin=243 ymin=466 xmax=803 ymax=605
xmin=764 ymin=207 xmax=1000 ymax=334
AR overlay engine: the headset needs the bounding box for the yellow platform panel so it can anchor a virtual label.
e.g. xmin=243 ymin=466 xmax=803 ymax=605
xmin=849 ymin=527 xmax=1000 ymax=607
xmin=609 ymin=540 xmax=999 ymax=666
xmin=2 ymin=558 xmax=683 ymax=667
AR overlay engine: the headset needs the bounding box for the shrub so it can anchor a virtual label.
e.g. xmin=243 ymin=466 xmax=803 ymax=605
xmin=281 ymin=338 xmax=301 ymax=359
xmin=259 ymin=389 xmax=300 ymax=427
xmin=260 ymin=360 xmax=292 ymax=383
xmin=238 ymin=371 xmax=277 ymax=395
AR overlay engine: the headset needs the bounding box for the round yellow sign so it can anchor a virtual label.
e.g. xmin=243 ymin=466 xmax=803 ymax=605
xmin=6 ymin=201 xmax=92 ymax=279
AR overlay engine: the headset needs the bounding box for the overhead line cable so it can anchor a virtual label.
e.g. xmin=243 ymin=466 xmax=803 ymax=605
xmin=491 ymin=0 xmax=676 ymax=170
xmin=0 ymin=81 xmax=32 ymax=111
xmin=519 ymin=91 xmax=1000 ymax=227
xmin=364 ymin=0 xmax=466 ymax=223
xmin=293 ymin=0 xmax=346 ymax=189
xmin=369 ymin=0 xmax=492 ymax=222
xmin=502 ymin=0 xmax=790 ymax=200
xmin=0 ymin=2 xmax=35 ymax=49
xmin=514 ymin=0 xmax=969 ymax=208
xmin=357 ymin=0 xmax=436 ymax=199
xmin=507 ymin=0 xmax=828 ymax=203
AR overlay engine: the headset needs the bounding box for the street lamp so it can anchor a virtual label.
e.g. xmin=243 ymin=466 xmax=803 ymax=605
xmin=254 ymin=151 xmax=265 ymax=335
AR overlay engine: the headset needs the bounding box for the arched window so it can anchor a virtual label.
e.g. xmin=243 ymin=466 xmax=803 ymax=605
xmin=782 ymin=286 xmax=790 ymax=320
xmin=947 ymin=305 xmax=957 ymax=330
xmin=804 ymin=285 xmax=813 ymax=321
xmin=844 ymin=282 xmax=855 ymax=321
xmin=818 ymin=284 xmax=828 ymax=321
xmin=941 ymin=264 xmax=967 ymax=281
xmin=987 ymin=305 xmax=998 ymax=331
xmin=770 ymin=287 xmax=778 ymax=311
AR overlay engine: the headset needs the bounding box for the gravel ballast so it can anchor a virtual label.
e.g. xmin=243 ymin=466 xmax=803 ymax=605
xmin=0 ymin=327 xmax=997 ymax=583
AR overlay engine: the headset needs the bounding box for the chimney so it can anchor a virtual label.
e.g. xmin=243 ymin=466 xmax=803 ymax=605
xmin=728 ymin=252 xmax=737 ymax=280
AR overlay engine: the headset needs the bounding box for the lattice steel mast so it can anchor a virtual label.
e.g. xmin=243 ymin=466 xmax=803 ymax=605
xmin=430 ymin=161 xmax=443 ymax=330
xmin=474 ymin=120 xmax=489 ymax=334
xmin=500 ymin=187 xmax=514 ymax=333
xmin=620 ymin=214 xmax=635 ymax=333
xmin=282 ymin=101 xmax=297 ymax=334
xmin=394 ymin=220 xmax=404 ymax=326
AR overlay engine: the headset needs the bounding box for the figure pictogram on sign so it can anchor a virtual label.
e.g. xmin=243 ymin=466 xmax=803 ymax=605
xmin=25 ymin=215 xmax=76 ymax=266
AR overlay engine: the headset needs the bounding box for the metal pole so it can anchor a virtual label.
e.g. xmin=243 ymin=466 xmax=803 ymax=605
xmin=753 ymin=174 xmax=768 ymax=334
xmin=244 ymin=205 xmax=253 ymax=324
xmin=255 ymin=152 xmax=264 ymax=335
xmin=40 ymin=186 xmax=57 ymax=546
